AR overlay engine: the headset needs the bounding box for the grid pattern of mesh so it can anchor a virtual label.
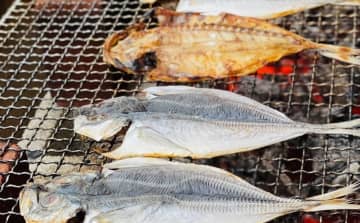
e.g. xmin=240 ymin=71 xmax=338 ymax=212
xmin=0 ymin=1 xmax=359 ymax=223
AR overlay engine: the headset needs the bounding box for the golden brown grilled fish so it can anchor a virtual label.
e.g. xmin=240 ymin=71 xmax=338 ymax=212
xmin=103 ymin=8 xmax=360 ymax=82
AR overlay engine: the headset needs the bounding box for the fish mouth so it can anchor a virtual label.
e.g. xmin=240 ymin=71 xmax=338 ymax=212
xmin=103 ymin=32 xmax=129 ymax=65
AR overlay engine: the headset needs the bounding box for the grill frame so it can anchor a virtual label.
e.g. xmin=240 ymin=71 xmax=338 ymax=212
xmin=0 ymin=1 xmax=359 ymax=223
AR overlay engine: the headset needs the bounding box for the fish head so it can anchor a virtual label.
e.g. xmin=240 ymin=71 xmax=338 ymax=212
xmin=20 ymin=183 xmax=83 ymax=223
xmin=103 ymin=23 xmax=159 ymax=74
xmin=73 ymin=97 xmax=141 ymax=141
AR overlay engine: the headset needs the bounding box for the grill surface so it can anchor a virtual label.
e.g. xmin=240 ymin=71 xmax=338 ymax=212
xmin=0 ymin=0 xmax=360 ymax=223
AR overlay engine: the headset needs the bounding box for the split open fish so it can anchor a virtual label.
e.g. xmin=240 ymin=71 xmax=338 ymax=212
xmin=74 ymin=86 xmax=360 ymax=159
xmin=103 ymin=8 xmax=360 ymax=82
xmin=20 ymin=157 xmax=360 ymax=223
xmin=176 ymin=0 xmax=360 ymax=19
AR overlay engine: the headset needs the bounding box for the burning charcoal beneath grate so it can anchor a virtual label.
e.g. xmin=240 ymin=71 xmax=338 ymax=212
xmin=311 ymin=136 xmax=360 ymax=186
xmin=0 ymin=142 xmax=21 ymax=185
xmin=240 ymin=76 xmax=281 ymax=99
xmin=0 ymin=143 xmax=29 ymax=223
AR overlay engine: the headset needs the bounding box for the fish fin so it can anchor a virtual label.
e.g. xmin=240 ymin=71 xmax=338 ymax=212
xmin=316 ymin=43 xmax=360 ymax=65
xmin=263 ymin=0 xmax=360 ymax=19
xmin=103 ymin=157 xmax=172 ymax=169
xmin=89 ymin=201 xmax=163 ymax=223
xmin=265 ymin=8 xmax=310 ymax=19
xmin=307 ymin=119 xmax=360 ymax=137
xmin=321 ymin=119 xmax=360 ymax=129
xmin=308 ymin=183 xmax=360 ymax=201
xmin=335 ymin=0 xmax=360 ymax=6
xmin=304 ymin=183 xmax=360 ymax=212
xmin=74 ymin=115 xmax=129 ymax=141
xmin=143 ymin=86 xmax=293 ymax=122
xmin=102 ymin=123 xmax=193 ymax=160
xmin=155 ymin=7 xmax=290 ymax=33
xmin=308 ymin=126 xmax=360 ymax=137
xmin=304 ymin=199 xmax=360 ymax=212
xmin=155 ymin=7 xmax=184 ymax=26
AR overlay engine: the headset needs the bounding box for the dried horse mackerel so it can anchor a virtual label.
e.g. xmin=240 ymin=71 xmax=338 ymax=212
xmin=103 ymin=8 xmax=360 ymax=82
xmin=74 ymin=86 xmax=360 ymax=159
xmin=176 ymin=0 xmax=360 ymax=19
xmin=20 ymin=158 xmax=360 ymax=223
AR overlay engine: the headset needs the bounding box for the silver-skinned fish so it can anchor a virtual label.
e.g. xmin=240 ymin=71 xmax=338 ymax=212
xmin=176 ymin=0 xmax=360 ymax=19
xmin=74 ymin=86 xmax=360 ymax=159
xmin=20 ymin=158 xmax=360 ymax=223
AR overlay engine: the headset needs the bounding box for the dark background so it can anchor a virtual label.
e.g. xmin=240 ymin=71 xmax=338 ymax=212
xmin=0 ymin=0 xmax=14 ymax=18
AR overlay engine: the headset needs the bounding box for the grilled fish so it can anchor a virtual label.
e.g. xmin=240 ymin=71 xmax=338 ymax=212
xmin=20 ymin=157 xmax=360 ymax=223
xmin=176 ymin=0 xmax=360 ymax=19
xmin=103 ymin=8 xmax=360 ymax=82
xmin=74 ymin=86 xmax=360 ymax=159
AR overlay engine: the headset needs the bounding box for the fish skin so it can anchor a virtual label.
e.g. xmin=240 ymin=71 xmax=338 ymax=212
xmin=176 ymin=0 xmax=360 ymax=19
xmin=74 ymin=86 xmax=360 ymax=159
xmin=19 ymin=158 xmax=360 ymax=223
xmin=103 ymin=8 xmax=360 ymax=82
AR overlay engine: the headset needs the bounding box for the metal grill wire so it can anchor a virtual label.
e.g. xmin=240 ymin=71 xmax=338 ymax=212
xmin=0 ymin=0 xmax=359 ymax=223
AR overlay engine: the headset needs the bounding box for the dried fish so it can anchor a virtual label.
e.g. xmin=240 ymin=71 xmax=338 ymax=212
xmin=74 ymin=86 xmax=360 ymax=159
xmin=176 ymin=0 xmax=360 ymax=19
xmin=20 ymin=157 xmax=360 ymax=223
xmin=103 ymin=8 xmax=360 ymax=82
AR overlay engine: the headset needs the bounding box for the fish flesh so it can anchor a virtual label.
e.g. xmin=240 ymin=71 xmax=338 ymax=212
xmin=176 ymin=0 xmax=360 ymax=19
xmin=19 ymin=157 xmax=360 ymax=223
xmin=103 ymin=8 xmax=360 ymax=82
xmin=74 ymin=86 xmax=360 ymax=159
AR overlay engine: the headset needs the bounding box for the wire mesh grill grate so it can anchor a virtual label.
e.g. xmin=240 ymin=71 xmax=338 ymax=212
xmin=0 ymin=1 xmax=359 ymax=223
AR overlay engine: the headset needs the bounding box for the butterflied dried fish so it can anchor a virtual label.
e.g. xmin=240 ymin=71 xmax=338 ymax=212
xmin=176 ymin=0 xmax=360 ymax=19
xmin=104 ymin=8 xmax=360 ymax=82
xmin=20 ymin=157 xmax=360 ymax=223
xmin=74 ymin=86 xmax=360 ymax=159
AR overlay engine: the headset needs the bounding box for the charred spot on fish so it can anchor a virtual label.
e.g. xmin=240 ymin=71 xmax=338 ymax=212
xmin=66 ymin=209 xmax=86 ymax=223
xmin=133 ymin=51 xmax=157 ymax=72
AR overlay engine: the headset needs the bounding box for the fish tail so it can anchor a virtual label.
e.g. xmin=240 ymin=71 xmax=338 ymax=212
xmin=310 ymin=128 xmax=360 ymax=137
xmin=315 ymin=43 xmax=360 ymax=65
xmin=320 ymin=119 xmax=360 ymax=129
xmin=335 ymin=0 xmax=360 ymax=6
xmin=306 ymin=119 xmax=360 ymax=137
xmin=304 ymin=183 xmax=360 ymax=212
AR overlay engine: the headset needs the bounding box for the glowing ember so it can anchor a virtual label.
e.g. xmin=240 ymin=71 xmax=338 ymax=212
xmin=303 ymin=215 xmax=320 ymax=223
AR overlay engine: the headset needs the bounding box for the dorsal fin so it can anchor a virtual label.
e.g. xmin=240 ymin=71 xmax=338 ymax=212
xmin=104 ymin=157 xmax=173 ymax=169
